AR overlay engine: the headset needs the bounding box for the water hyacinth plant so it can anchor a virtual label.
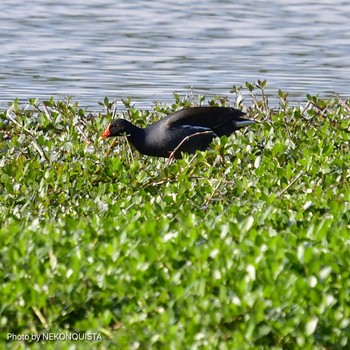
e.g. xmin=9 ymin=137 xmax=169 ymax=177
xmin=0 ymin=82 xmax=350 ymax=349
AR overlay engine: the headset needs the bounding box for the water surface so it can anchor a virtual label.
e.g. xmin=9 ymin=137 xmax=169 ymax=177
xmin=1 ymin=0 xmax=349 ymax=109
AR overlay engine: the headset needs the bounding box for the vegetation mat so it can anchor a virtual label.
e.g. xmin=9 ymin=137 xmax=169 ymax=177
xmin=1 ymin=82 xmax=349 ymax=349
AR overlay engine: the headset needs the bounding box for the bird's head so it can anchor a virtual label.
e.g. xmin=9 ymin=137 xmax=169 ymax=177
xmin=100 ymin=119 xmax=131 ymax=138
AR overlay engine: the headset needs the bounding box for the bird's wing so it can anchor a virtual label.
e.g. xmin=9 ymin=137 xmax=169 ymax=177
xmin=162 ymin=107 xmax=246 ymax=130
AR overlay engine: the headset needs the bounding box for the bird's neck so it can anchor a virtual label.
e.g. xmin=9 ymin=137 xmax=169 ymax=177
xmin=126 ymin=123 xmax=146 ymax=153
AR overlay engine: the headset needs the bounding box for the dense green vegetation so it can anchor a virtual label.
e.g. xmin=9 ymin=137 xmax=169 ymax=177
xmin=1 ymin=82 xmax=349 ymax=349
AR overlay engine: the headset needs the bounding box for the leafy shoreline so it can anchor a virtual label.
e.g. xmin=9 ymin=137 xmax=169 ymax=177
xmin=1 ymin=83 xmax=350 ymax=349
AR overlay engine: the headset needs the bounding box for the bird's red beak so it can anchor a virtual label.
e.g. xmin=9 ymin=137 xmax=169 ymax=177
xmin=100 ymin=124 xmax=111 ymax=138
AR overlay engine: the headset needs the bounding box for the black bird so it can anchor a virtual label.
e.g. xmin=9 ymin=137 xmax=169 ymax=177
xmin=101 ymin=106 xmax=255 ymax=159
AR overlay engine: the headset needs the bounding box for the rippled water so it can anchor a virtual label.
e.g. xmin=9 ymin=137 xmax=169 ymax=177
xmin=1 ymin=0 xmax=349 ymax=109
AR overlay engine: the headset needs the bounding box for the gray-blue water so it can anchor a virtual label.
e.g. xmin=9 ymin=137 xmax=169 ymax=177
xmin=1 ymin=0 xmax=349 ymax=109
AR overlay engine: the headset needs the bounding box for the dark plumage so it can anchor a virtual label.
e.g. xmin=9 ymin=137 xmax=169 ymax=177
xmin=101 ymin=106 xmax=255 ymax=159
